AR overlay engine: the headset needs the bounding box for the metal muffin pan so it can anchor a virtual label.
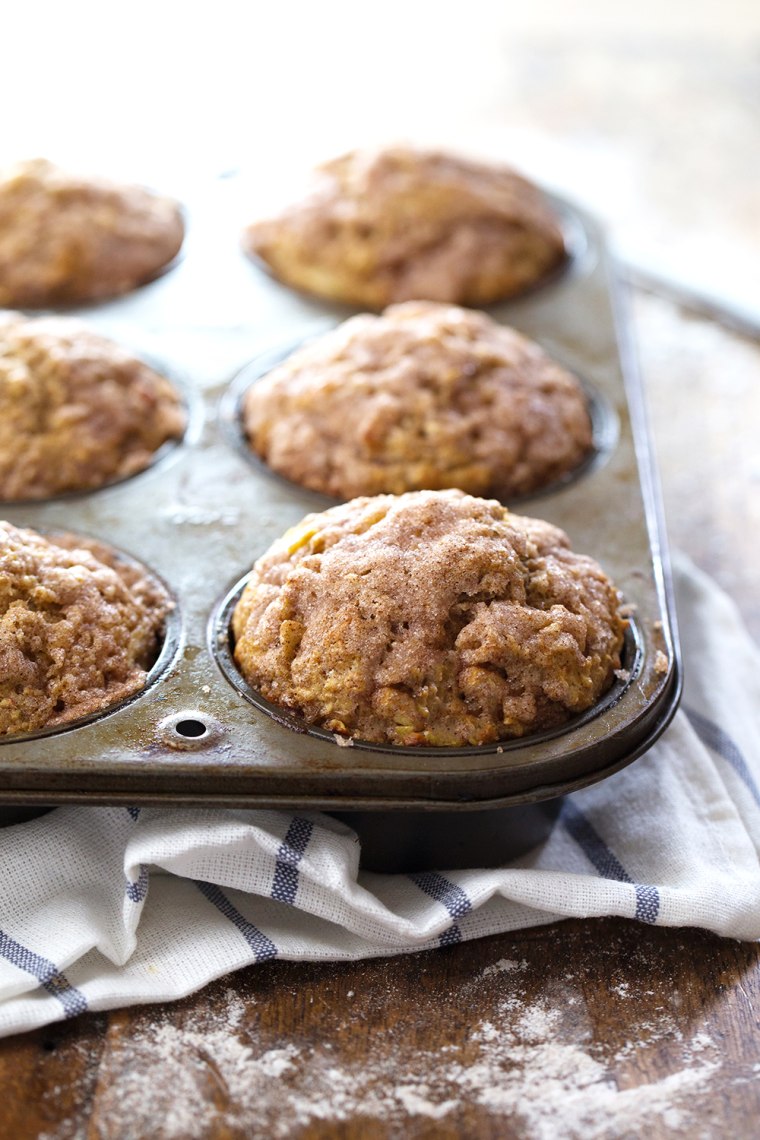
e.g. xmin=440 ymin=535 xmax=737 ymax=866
xmin=0 ymin=189 xmax=681 ymax=818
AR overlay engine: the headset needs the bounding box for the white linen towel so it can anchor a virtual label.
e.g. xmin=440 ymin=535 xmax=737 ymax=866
xmin=1 ymin=553 xmax=758 ymax=1039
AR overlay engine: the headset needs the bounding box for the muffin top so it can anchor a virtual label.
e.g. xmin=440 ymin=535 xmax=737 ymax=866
xmin=243 ymin=146 xmax=566 ymax=308
xmin=0 ymin=313 xmax=185 ymax=501
xmin=244 ymin=301 xmax=592 ymax=501
xmin=0 ymin=522 xmax=170 ymax=736
xmin=0 ymin=159 xmax=184 ymax=308
xmin=232 ymin=490 xmax=626 ymax=747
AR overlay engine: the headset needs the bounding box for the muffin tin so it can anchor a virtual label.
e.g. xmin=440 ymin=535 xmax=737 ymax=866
xmin=0 ymin=184 xmax=681 ymax=845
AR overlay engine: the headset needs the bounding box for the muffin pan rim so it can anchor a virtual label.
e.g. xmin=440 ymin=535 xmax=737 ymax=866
xmin=0 ymin=528 xmax=183 ymax=746
xmin=10 ymin=246 xmax=187 ymax=317
xmin=0 ymin=351 xmax=201 ymax=508
xmin=211 ymin=570 xmax=644 ymax=757
xmin=8 ymin=190 xmax=189 ymax=316
xmin=241 ymin=193 xmax=595 ymax=313
xmin=219 ymin=332 xmax=620 ymax=509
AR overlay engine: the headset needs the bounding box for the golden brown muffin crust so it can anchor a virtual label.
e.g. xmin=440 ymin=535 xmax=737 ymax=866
xmin=232 ymin=490 xmax=626 ymax=746
xmin=0 ymin=159 xmax=184 ymax=308
xmin=0 ymin=313 xmax=185 ymax=501
xmin=0 ymin=523 xmax=171 ymax=736
xmin=243 ymin=147 xmax=566 ymax=308
xmin=243 ymin=301 xmax=592 ymax=500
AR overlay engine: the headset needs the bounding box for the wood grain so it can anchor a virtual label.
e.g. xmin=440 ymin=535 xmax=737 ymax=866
xmin=0 ymin=918 xmax=759 ymax=1138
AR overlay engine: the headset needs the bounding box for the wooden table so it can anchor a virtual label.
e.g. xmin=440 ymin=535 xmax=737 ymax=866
xmin=1 ymin=913 xmax=759 ymax=1139
xmin=2 ymin=30 xmax=759 ymax=1140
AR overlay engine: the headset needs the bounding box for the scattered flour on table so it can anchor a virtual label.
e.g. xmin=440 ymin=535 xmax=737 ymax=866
xmin=480 ymin=957 xmax=529 ymax=978
xmin=47 ymin=970 xmax=725 ymax=1140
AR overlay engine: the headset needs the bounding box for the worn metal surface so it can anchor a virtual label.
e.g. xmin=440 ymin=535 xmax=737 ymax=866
xmin=0 ymin=192 xmax=680 ymax=810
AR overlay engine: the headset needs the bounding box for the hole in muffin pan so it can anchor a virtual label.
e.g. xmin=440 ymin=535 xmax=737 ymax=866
xmin=219 ymin=340 xmax=619 ymax=509
xmin=0 ymin=363 xmax=202 ymax=509
xmin=157 ymin=711 xmax=224 ymax=751
xmin=176 ymin=718 xmax=207 ymax=738
xmin=209 ymin=572 xmax=644 ymax=758
xmin=0 ymin=533 xmax=182 ymax=747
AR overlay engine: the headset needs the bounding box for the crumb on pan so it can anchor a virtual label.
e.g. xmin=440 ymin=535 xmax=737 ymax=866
xmin=231 ymin=489 xmax=626 ymax=748
xmin=243 ymin=301 xmax=592 ymax=501
xmin=654 ymin=650 xmax=669 ymax=674
xmin=0 ymin=522 xmax=171 ymax=736
xmin=0 ymin=313 xmax=185 ymax=500
xmin=0 ymin=158 xmax=184 ymax=308
xmin=242 ymin=146 xmax=566 ymax=308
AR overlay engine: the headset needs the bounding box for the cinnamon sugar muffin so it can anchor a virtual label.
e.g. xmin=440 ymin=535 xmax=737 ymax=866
xmin=0 ymin=159 xmax=184 ymax=308
xmin=232 ymin=490 xmax=626 ymax=746
xmin=242 ymin=147 xmax=566 ymax=308
xmin=243 ymin=301 xmax=593 ymax=501
xmin=0 ymin=313 xmax=185 ymax=500
xmin=0 ymin=522 xmax=171 ymax=736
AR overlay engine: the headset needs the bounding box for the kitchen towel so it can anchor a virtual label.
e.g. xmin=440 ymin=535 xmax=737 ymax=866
xmin=1 ymin=552 xmax=758 ymax=1039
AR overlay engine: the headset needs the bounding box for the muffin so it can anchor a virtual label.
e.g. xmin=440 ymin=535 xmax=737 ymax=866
xmin=232 ymin=490 xmax=626 ymax=746
xmin=0 ymin=159 xmax=184 ymax=308
xmin=243 ymin=301 xmax=592 ymax=501
xmin=0 ymin=313 xmax=185 ymax=500
xmin=0 ymin=522 xmax=171 ymax=736
xmin=242 ymin=146 xmax=566 ymax=308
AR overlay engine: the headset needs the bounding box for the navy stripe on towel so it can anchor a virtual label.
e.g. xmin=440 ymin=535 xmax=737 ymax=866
xmin=560 ymin=801 xmax=660 ymax=925
xmin=634 ymin=885 xmax=661 ymax=924
xmin=561 ymin=801 xmax=632 ymax=882
xmin=411 ymin=871 xmax=473 ymax=946
xmin=438 ymin=925 xmax=463 ymax=946
xmin=271 ymin=817 xmax=314 ymax=906
xmin=0 ymin=930 xmax=88 ymax=1017
xmin=195 ymin=881 xmax=277 ymax=961
xmin=685 ymin=705 xmax=760 ymax=808
xmin=125 ymin=865 xmax=149 ymax=904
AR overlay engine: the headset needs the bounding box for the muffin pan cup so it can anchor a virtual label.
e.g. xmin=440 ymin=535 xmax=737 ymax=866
xmin=0 ymin=192 xmax=681 ymax=858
